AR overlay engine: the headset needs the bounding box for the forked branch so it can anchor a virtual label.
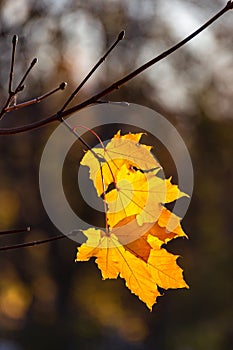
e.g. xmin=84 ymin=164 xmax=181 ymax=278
xmin=0 ymin=1 xmax=232 ymax=135
xmin=5 ymin=82 xmax=67 ymax=113
xmin=0 ymin=2 xmax=232 ymax=251
xmin=0 ymin=38 xmax=67 ymax=118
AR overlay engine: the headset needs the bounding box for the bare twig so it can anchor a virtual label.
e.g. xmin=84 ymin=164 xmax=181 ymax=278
xmin=0 ymin=231 xmax=81 ymax=251
xmin=0 ymin=226 xmax=30 ymax=236
xmin=57 ymin=30 xmax=125 ymax=116
xmin=0 ymin=2 xmax=232 ymax=136
xmin=0 ymin=56 xmax=38 ymax=119
xmin=0 ymin=234 xmax=66 ymax=251
xmin=62 ymin=1 xmax=232 ymax=114
xmin=0 ymin=2 xmax=232 ymax=253
xmin=15 ymin=58 xmax=38 ymax=94
xmin=61 ymin=117 xmax=92 ymax=151
xmin=5 ymin=82 xmax=67 ymax=113
xmin=8 ymin=35 xmax=18 ymax=95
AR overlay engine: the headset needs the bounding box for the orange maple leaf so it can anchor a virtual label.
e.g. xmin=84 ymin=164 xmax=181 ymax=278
xmin=113 ymin=207 xmax=187 ymax=258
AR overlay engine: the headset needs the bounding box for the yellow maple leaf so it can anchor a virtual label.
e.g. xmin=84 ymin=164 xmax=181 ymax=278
xmin=81 ymin=131 xmax=187 ymax=229
xmin=105 ymin=168 xmax=188 ymax=229
xmin=76 ymin=227 xmax=188 ymax=310
xmin=77 ymin=130 xmax=189 ymax=309
xmin=105 ymin=165 xmax=165 ymax=227
xmin=147 ymin=235 xmax=188 ymax=290
xmin=81 ymin=131 xmax=161 ymax=197
xmin=165 ymin=177 xmax=189 ymax=203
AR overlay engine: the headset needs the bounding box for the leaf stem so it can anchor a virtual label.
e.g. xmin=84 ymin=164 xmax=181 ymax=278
xmin=72 ymin=124 xmax=105 ymax=149
xmin=61 ymin=117 xmax=105 ymax=163
xmin=100 ymin=163 xmax=110 ymax=234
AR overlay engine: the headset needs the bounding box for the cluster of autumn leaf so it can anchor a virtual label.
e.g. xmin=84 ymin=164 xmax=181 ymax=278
xmin=76 ymin=131 xmax=188 ymax=310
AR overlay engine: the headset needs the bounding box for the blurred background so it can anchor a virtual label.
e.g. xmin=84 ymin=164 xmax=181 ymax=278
xmin=0 ymin=0 xmax=232 ymax=349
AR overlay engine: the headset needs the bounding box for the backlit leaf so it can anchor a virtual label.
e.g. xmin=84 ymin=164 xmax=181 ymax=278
xmin=77 ymin=131 xmax=189 ymax=309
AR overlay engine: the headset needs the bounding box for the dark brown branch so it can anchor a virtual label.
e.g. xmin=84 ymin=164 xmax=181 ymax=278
xmin=61 ymin=117 xmax=93 ymax=151
xmin=15 ymin=58 xmax=38 ymax=94
xmin=64 ymin=1 xmax=232 ymax=112
xmin=227 ymin=0 xmax=233 ymax=9
xmin=0 ymin=57 xmax=38 ymax=119
xmin=8 ymin=35 xmax=18 ymax=94
xmin=0 ymin=231 xmax=81 ymax=251
xmin=0 ymin=226 xmax=30 ymax=236
xmin=57 ymin=30 xmax=125 ymax=116
xmin=0 ymin=2 xmax=232 ymax=135
xmin=5 ymin=82 xmax=67 ymax=113
xmin=62 ymin=118 xmax=106 ymax=164
xmin=0 ymin=234 xmax=66 ymax=251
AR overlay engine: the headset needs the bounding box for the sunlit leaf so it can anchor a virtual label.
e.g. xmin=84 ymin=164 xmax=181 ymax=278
xmin=81 ymin=131 xmax=161 ymax=197
xmin=77 ymin=131 xmax=189 ymax=309
xmin=76 ymin=227 xmax=188 ymax=310
xmin=105 ymin=165 xmax=165 ymax=227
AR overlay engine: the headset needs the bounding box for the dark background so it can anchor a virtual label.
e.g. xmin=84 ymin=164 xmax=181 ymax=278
xmin=0 ymin=1 xmax=232 ymax=349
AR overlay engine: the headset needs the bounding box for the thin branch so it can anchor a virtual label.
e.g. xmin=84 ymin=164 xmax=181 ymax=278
xmin=0 ymin=3 xmax=232 ymax=253
xmin=0 ymin=57 xmax=38 ymax=119
xmin=5 ymin=82 xmax=67 ymax=113
xmin=57 ymin=30 xmax=125 ymax=116
xmin=0 ymin=234 xmax=66 ymax=251
xmin=0 ymin=231 xmax=81 ymax=251
xmin=0 ymin=226 xmax=30 ymax=236
xmin=62 ymin=117 xmax=92 ymax=150
xmin=8 ymin=35 xmax=18 ymax=94
xmin=0 ymin=2 xmax=232 ymax=135
xmin=62 ymin=1 xmax=232 ymax=113
xmin=15 ymin=57 xmax=38 ymax=94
